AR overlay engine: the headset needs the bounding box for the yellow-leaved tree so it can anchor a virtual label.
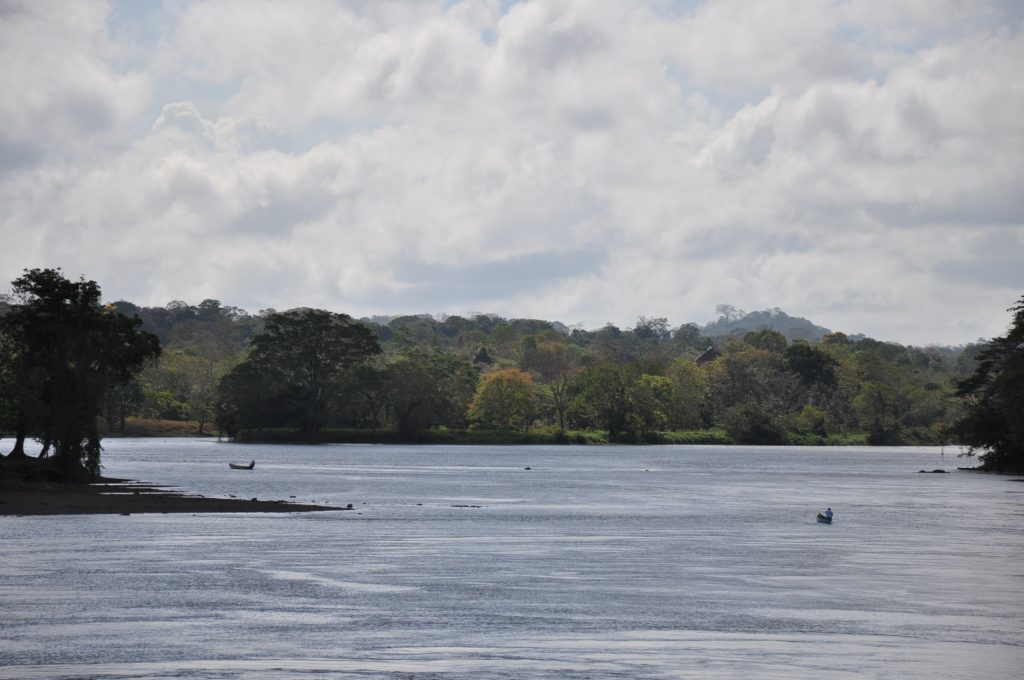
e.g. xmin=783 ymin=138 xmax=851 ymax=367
xmin=469 ymin=368 xmax=538 ymax=432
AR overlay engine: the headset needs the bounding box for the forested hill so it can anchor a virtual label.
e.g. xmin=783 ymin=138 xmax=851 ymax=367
xmin=702 ymin=306 xmax=837 ymax=343
xmin=80 ymin=297 xmax=984 ymax=447
xmin=110 ymin=299 xmax=949 ymax=358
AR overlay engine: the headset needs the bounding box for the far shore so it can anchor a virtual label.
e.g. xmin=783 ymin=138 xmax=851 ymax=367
xmin=88 ymin=417 xmax=965 ymax=447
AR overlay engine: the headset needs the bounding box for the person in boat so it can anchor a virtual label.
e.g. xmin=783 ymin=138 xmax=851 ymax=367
xmin=823 ymin=507 xmax=833 ymax=520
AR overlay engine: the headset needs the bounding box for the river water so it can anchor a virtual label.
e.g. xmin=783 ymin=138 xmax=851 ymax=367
xmin=1 ymin=439 xmax=1021 ymax=679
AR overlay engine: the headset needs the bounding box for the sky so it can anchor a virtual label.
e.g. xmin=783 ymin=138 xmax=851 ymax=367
xmin=1 ymin=0 xmax=1022 ymax=346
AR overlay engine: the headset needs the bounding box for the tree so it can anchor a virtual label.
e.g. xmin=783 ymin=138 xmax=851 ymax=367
xmin=385 ymin=349 xmax=478 ymax=438
xmin=954 ymin=295 xmax=1024 ymax=471
xmin=570 ymin=362 xmax=638 ymax=439
xmin=469 ymin=368 xmax=538 ymax=431
xmin=520 ymin=336 xmax=579 ymax=430
xmin=785 ymin=342 xmax=837 ymax=387
xmin=216 ymin=357 xmax=286 ymax=436
xmin=854 ymin=381 xmax=905 ymax=444
xmin=744 ymin=329 xmax=788 ymax=353
xmin=672 ymin=322 xmax=705 ymax=356
xmin=1 ymin=269 xmax=160 ymax=477
xmin=665 ymin=359 xmax=707 ymax=429
xmin=219 ymin=309 xmax=381 ymax=434
xmin=633 ymin=316 xmax=671 ymax=341
xmin=720 ymin=402 xmax=788 ymax=444
xmin=0 ymin=322 xmax=44 ymax=457
xmin=106 ymin=379 xmax=144 ymax=433
xmin=260 ymin=309 xmax=379 ymax=432
xmin=594 ymin=324 xmax=631 ymax=362
xmin=704 ymin=345 xmax=802 ymax=426
xmin=628 ymin=374 xmax=674 ymax=433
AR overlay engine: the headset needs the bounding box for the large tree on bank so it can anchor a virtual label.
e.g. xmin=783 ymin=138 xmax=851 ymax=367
xmin=217 ymin=309 xmax=381 ymax=434
xmin=954 ymin=294 xmax=1024 ymax=472
xmin=1 ymin=269 xmax=160 ymax=478
xmin=384 ymin=348 xmax=477 ymax=439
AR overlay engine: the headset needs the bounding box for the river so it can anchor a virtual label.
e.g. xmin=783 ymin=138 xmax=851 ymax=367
xmin=1 ymin=439 xmax=1021 ymax=678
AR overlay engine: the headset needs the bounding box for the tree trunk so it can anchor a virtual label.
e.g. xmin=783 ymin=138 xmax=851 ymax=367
xmin=85 ymin=421 xmax=102 ymax=478
xmin=54 ymin=421 xmax=90 ymax=481
xmin=7 ymin=419 xmax=28 ymax=459
xmin=38 ymin=437 xmax=52 ymax=458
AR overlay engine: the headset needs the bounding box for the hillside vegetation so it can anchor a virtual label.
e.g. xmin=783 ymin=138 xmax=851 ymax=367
xmin=82 ymin=300 xmax=986 ymax=447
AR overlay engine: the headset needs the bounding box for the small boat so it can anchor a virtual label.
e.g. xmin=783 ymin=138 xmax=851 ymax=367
xmin=816 ymin=513 xmax=832 ymax=524
xmin=229 ymin=460 xmax=255 ymax=470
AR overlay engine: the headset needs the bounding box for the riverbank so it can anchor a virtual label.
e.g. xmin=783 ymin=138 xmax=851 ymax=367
xmin=0 ymin=457 xmax=345 ymax=516
xmin=0 ymin=480 xmax=345 ymax=516
xmin=231 ymin=427 xmax=879 ymax=446
xmin=89 ymin=419 xmax=951 ymax=447
xmin=233 ymin=427 xmax=739 ymax=445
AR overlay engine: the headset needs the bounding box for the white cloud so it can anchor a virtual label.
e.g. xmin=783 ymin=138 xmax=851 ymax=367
xmin=0 ymin=0 xmax=1022 ymax=346
xmin=0 ymin=0 xmax=150 ymax=169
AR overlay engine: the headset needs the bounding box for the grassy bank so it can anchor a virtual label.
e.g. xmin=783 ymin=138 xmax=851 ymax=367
xmin=92 ymin=422 xmax=944 ymax=447
xmin=235 ymin=427 xmax=734 ymax=446
xmin=230 ymin=427 xmax=957 ymax=447
xmin=234 ymin=427 xmax=608 ymax=445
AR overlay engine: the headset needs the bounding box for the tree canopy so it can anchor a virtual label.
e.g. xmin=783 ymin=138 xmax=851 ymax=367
xmin=469 ymin=368 xmax=538 ymax=432
xmin=1 ymin=269 xmax=160 ymax=477
xmin=954 ymin=295 xmax=1024 ymax=471
xmin=216 ymin=309 xmax=381 ymax=435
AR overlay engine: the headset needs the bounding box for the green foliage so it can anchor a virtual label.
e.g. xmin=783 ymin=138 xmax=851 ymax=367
xmin=58 ymin=288 xmax=984 ymax=448
xmin=570 ymin=362 xmax=638 ymax=439
xmin=953 ymin=294 xmax=1024 ymax=471
xmin=216 ymin=309 xmax=380 ymax=435
xmin=785 ymin=342 xmax=837 ymax=387
xmin=854 ymin=382 xmax=904 ymax=444
xmin=664 ymin=359 xmax=707 ymax=429
xmin=628 ymin=374 xmax=674 ymax=432
xmin=142 ymin=389 xmax=189 ymax=421
xmin=469 ymin=368 xmax=539 ymax=432
xmin=520 ymin=336 xmax=580 ymax=430
xmin=720 ymin=402 xmax=788 ymax=445
xmin=385 ymin=348 xmax=478 ymax=437
xmin=793 ymin=404 xmax=829 ymax=436
xmin=704 ymin=346 xmax=802 ymax=425
xmin=1 ymin=269 xmax=160 ymax=477
xmin=744 ymin=329 xmax=788 ymax=353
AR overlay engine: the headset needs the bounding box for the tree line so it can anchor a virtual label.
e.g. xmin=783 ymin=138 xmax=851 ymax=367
xmin=2 ymin=269 xmax=1021 ymax=474
xmin=205 ymin=310 xmax=982 ymax=448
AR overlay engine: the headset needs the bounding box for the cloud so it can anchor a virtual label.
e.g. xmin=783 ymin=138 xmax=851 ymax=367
xmin=0 ymin=0 xmax=1022 ymax=346
xmin=0 ymin=0 xmax=150 ymax=169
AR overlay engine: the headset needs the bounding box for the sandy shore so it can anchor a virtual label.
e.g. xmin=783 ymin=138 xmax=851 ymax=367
xmin=0 ymin=478 xmax=346 ymax=516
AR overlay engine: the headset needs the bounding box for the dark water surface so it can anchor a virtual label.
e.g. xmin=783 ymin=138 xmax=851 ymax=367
xmin=1 ymin=439 xmax=1021 ymax=678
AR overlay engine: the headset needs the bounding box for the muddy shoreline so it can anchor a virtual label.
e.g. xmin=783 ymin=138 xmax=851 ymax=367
xmin=0 ymin=477 xmax=346 ymax=516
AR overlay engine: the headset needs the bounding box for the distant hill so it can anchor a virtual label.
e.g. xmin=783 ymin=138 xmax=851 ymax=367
xmin=701 ymin=307 xmax=834 ymax=343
